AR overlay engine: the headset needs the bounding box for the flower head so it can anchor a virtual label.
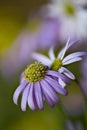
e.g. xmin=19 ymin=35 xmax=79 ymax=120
xmin=13 ymin=61 xmax=69 ymax=111
xmin=33 ymin=38 xmax=87 ymax=87
xmin=47 ymin=0 xmax=87 ymax=40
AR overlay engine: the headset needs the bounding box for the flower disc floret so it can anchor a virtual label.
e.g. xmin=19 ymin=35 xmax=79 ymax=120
xmin=64 ymin=3 xmax=75 ymax=16
xmin=24 ymin=62 xmax=46 ymax=82
xmin=51 ymin=58 xmax=62 ymax=71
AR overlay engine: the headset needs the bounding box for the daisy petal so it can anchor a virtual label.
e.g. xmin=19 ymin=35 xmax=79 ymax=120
xmin=28 ymin=83 xmax=37 ymax=110
xmin=58 ymin=38 xmax=70 ymax=60
xmin=40 ymin=82 xmax=55 ymax=107
xmin=59 ymin=78 xmax=66 ymax=88
xmin=59 ymin=67 xmax=75 ymax=80
xmin=32 ymin=53 xmax=51 ymax=67
xmin=67 ymin=40 xmax=79 ymax=49
xmin=47 ymin=70 xmax=70 ymax=84
xmin=20 ymin=73 xmax=25 ymax=83
xmin=63 ymin=57 xmax=82 ymax=65
xmin=49 ymin=47 xmax=55 ymax=60
xmin=21 ymin=84 xmax=30 ymax=111
xmin=34 ymin=82 xmax=43 ymax=109
xmin=41 ymin=79 xmax=59 ymax=103
xmin=45 ymin=76 xmax=68 ymax=95
xmin=43 ymin=92 xmax=55 ymax=107
xmin=63 ymin=52 xmax=87 ymax=63
xmin=13 ymin=82 xmax=28 ymax=105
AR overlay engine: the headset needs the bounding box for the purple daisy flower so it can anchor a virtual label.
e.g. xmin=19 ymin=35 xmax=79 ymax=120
xmin=33 ymin=38 xmax=87 ymax=87
xmin=65 ymin=121 xmax=83 ymax=130
xmin=13 ymin=62 xmax=70 ymax=111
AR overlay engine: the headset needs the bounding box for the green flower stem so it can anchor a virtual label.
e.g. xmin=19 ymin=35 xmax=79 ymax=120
xmin=50 ymin=58 xmax=62 ymax=71
xmin=75 ymin=78 xmax=87 ymax=129
xmin=56 ymin=102 xmax=71 ymax=121
xmin=55 ymin=102 xmax=73 ymax=130
xmin=75 ymin=78 xmax=87 ymax=101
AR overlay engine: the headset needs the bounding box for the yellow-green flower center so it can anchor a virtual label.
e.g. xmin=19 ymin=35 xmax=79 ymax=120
xmin=51 ymin=58 xmax=62 ymax=71
xmin=64 ymin=3 xmax=75 ymax=16
xmin=24 ymin=62 xmax=46 ymax=83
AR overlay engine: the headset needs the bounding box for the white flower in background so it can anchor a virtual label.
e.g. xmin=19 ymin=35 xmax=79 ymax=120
xmin=75 ymin=0 xmax=87 ymax=6
xmin=33 ymin=38 xmax=87 ymax=87
xmin=47 ymin=0 xmax=87 ymax=41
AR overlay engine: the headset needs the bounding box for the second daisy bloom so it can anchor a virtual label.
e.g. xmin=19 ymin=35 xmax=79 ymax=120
xmin=33 ymin=39 xmax=87 ymax=87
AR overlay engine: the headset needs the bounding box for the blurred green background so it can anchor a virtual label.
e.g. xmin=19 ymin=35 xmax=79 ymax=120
xmin=0 ymin=0 xmax=86 ymax=130
xmin=0 ymin=0 xmax=48 ymax=56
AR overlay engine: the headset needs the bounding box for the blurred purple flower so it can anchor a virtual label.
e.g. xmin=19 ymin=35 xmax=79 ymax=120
xmin=33 ymin=38 xmax=87 ymax=87
xmin=80 ymin=58 xmax=87 ymax=97
xmin=65 ymin=121 xmax=83 ymax=130
xmin=13 ymin=62 xmax=69 ymax=111
xmin=37 ymin=17 xmax=60 ymax=49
